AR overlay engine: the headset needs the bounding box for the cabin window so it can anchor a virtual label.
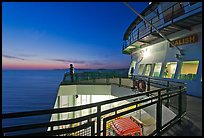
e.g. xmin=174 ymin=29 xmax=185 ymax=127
xmin=152 ymin=63 xmax=162 ymax=77
xmin=138 ymin=64 xmax=145 ymax=75
xmin=178 ymin=60 xmax=199 ymax=80
xmin=144 ymin=64 xmax=153 ymax=76
xmin=61 ymin=96 xmax=69 ymax=120
xmin=61 ymin=96 xmax=69 ymax=108
xmin=163 ymin=62 xmax=177 ymax=78
xmin=129 ymin=61 xmax=136 ymax=77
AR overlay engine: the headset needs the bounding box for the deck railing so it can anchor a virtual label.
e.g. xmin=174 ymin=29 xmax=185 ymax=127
xmin=2 ymin=75 xmax=186 ymax=136
xmin=62 ymin=71 xmax=128 ymax=84
xmin=123 ymin=2 xmax=202 ymax=50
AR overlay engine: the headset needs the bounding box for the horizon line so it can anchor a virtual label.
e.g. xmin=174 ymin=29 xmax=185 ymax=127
xmin=2 ymin=68 xmax=129 ymax=71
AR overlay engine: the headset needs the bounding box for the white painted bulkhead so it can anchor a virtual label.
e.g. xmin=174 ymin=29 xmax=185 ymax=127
xmin=58 ymin=85 xmax=111 ymax=96
xmin=49 ymin=83 xmax=176 ymax=131
xmin=130 ymin=24 xmax=202 ymax=97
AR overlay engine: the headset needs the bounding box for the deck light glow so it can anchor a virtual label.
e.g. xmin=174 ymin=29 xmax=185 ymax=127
xmin=143 ymin=49 xmax=150 ymax=58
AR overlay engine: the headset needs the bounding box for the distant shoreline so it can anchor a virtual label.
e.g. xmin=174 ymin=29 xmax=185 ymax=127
xmin=3 ymin=68 xmax=129 ymax=71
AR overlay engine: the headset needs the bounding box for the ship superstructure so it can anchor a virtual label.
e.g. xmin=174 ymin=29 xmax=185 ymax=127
xmin=123 ymin=2 xmax=202 ymax=97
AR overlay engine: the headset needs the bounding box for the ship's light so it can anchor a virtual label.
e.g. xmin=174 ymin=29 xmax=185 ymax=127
xmin=143 ymin=49 xmax=150 ymax=58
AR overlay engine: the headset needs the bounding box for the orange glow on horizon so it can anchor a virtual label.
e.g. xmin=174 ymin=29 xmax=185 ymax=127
xmin=2 ymin=57 xmax=123 ymax=70
xmin=3 ymin=57 xmax=69 ymax=70
xmin=2 ymin=54 xmax=129 ymax=70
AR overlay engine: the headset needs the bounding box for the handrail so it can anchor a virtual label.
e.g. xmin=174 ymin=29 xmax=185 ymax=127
xmin=2 ymin=74 xmax=187 ymax=136
xmin=2 ymin=87 xmax=166 ymax=119
xmin=127 ymin=2 xmax=201 ymax=41
xmin=123 ymin=2 xmax=202 ymax=50
xmin=135 ymin=74 xmax=186 ymax=85
xmin=124 ymin=2 xmax=183 ymax=53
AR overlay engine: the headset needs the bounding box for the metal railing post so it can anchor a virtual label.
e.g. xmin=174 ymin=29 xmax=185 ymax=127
xmin=178 ymin=86 xmax=183 ymax=118
xmin=57 ymin=96 xmax=60 ymax=120
xmin=103 ymin=120 xmax=106 ymax=136
xmin=106 ymin=78 xmax=109 ymax=84
xmin=119 ymin=78 xmax=121 ymax=87
xmin=77 ymin=74 xmax=80 ymax=83
xmin=172 ymin=5 xmax=174 ymax=23
xmin=156 ymin=90 xmax=162 ymax=135
xmin=51 ymin=126 xmax=53 ymax=131
xmin=147 ymin=77 xmax=150 ymax=91
xmin=166 ymin=81 xmax=170 ymax=108
xmin=91 ymin=121 xmax=95 ymax=136
xmin=97 ymin=105 xmax=101 ymax=136
xmin=63 ymin=73 xmax=66 ymax=82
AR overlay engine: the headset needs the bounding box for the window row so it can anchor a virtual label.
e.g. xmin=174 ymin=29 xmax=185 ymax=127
xmin=137 ymin=60 xmax=200 ymax=80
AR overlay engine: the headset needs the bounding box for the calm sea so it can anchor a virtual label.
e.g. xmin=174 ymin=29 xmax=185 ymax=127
xmin=2 ymin=69 xmax=128 ymax=135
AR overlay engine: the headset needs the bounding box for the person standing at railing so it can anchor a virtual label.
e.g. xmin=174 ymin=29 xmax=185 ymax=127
xmin=70 ymin=64 xmax=74 ymax=82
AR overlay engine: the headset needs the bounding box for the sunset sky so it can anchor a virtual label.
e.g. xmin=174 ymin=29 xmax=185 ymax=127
xmin=2 ymin=2 xmax=148 ymax=70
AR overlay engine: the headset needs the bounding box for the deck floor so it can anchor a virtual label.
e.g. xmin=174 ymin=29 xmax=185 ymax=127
xmin=111 ymin=84 xmax=202 ymax=136
xmin=161 ymin=95 xmax=202 ymax=136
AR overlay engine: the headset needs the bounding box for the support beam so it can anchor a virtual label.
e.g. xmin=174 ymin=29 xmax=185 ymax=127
xmin=137 ymin=40 xmax=150 ymax=45
xmin=166 ymin=25 xmax=181 ymax=31
xmin=163 ymin=27 xmax=175 ymax=32
xmin=151 ymin=33 xmax=162 ymax=38
xmin=172 ymin=24 xmax=191 ymax=31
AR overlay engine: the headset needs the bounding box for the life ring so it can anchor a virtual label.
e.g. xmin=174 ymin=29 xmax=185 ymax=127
xmin=137 ymin=80 xmax=146 ymax=92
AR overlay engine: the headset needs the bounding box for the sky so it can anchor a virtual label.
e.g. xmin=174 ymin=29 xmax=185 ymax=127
xmin=2 ymin=2 xmax=149 ymax=70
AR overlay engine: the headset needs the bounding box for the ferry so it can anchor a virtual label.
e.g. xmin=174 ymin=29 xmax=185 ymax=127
xmin=2 ymin=2 xmax=202 ymax=136
xmin=123 ymin=2 xmax=202 ymax=97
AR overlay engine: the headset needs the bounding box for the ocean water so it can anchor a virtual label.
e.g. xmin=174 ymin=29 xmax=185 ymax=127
xmin=2 ymin=69 xmax=128 ymax=135
xmin=2 ymin=70 xmax=65 ymax=114
xmin=2 ymin=70 xmax=67 ymax=135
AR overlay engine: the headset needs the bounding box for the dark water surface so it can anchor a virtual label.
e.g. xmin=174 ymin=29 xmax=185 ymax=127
xmin=2 ymin=70 xmax=66 ymax=114
xmin=2 ymin=70 xmax=67 ymax=135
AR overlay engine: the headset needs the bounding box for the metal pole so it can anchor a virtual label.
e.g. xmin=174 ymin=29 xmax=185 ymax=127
xmin=123 ymin=2 xmax=183 ymax=54
xmin=147 ymin=77 xmax=150 ymax=91
xmin=97 ymin=105 xmax=101 ymax=136
xmin=178 ymin=86 xmax=183 ymax=118
xmin=156 ymin=90 xmax=162 ymax=135
xmin=166 ymin=81 xmax=170 ymax=108
xmin=119 ymin=77 xmax=121 ymax=87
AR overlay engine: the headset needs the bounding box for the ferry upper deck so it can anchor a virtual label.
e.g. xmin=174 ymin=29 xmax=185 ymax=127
xmin=2 ymin=2 xmax=202 ymax=136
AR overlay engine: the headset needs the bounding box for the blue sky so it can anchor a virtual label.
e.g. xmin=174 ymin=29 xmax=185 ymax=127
xmin=2 ymin=2 xmax=149 ymax=69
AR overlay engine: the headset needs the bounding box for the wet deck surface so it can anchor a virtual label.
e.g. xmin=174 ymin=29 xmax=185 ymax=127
xmin=161 ymin=95 xmax=202 ymax=136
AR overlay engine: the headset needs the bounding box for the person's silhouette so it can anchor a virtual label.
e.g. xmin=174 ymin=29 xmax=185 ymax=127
xmin=70 ymin=64 xmax=74 ymax=82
